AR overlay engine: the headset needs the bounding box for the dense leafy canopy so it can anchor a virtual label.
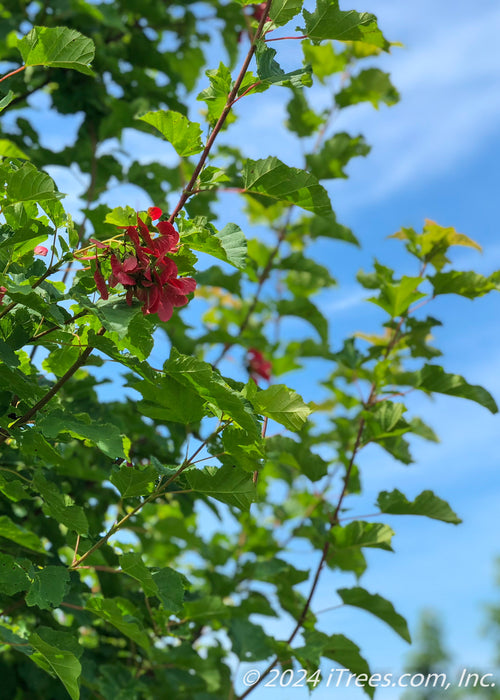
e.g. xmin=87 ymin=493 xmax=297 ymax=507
xmin=0 ymin=1 xmax=496 ymax=699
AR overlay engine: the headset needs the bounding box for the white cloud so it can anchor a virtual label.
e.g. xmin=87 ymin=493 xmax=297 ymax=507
xmin=329 ymin=1 xmax=500 ymax=205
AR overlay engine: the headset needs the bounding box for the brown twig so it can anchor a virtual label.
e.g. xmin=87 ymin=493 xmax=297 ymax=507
xmin=167 ymin=0 xmax=273 ymax=224
xmin=69 ymin=420 xmax=231 ymax=570
xmin=0 ymin=326 xmax=105 ymax=445
xmin=238 ymin=275 xmax=427 ymax=697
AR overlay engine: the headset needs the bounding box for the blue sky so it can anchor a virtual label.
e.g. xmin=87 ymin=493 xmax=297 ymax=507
xmin=8 ymin=0 xmax=500 ymax=695
xmin=230 ymin=1 xmax=500 ymax=695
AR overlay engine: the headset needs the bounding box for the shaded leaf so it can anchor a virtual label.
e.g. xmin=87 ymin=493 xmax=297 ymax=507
xmin=30 ymin=632 xmax=81 ymax=700
xmin=0 ymin=514 xmax=46 ymax=554
xmin=26 ymin=566 xmax=70 ymax=610
xmin=86 ymin=597 xmax=151 ymax=650
xmin=377 ymin=489 xmax=462 ymax=524
xmin=187 ymin=464 xmax=256 ymax=510
xmin=110 ymin=464 xmax=158 ymax=498
xmin=120 ymin=553 xmax=157 ymax=596
xmin=0 ymin=553 xmax=31 ymax=595
xmin=336 ymin=68 xmax=399 ymax=109
xmin=393 ymin=364 xmax=498 ymax=413
xmin=338 ymin=586 xmax=411 ymax=642
xmin=38 ymin=410 xmax=128 ymax=459
xmin=32 ymin=471 xmax=88 ymax=536
xmin=152 ymin=567 xmax=185 ymax=613
xmin=306 ymin=132 xmax=370 ymax=179
xmin=277 ymin=297 xmax=329 ymax=342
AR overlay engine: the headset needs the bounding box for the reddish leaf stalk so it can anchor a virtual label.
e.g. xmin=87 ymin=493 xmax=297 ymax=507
xmin=0 ymin=65 xmax=25 ymax=84
xmin=265 ymin=35 xmax=308 ymax=42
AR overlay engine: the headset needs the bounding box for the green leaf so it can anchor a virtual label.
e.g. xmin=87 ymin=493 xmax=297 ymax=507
xmin=276 ymin=297 xmax=329 ymax=342
xmin=266 ymin=435 xmax=328 ymax=482
xmin=391 ymin=220 xmax=481 ymax=271
xmin=180 ymin=218 xmax=247 ymax=270
xmin=286 ymin=88 xmax=324 ymax=137
xmin=302 ymin=41 xmax=348 ymax=83
xmin=216 ymin=223 xmax=247 ymax=269
xmin=269 ymin=0 xmax=303 ymax=26
xmin=138 ymin=110 xmax=204 ymax=157
xmin=297 ymin=630 xmax=373 ymax=697
xmin=251 ymin=384 xmax=312 ymax=432
xmin=38 ymin=410 xmax=128 ymax=459
xmin=26 ymin=566 xmax=70 ymax=610
xmin=369 ymin=276 xmax=425 ymax=317
xmin=331 ymin=521 xmax=394 ymax=551
xmin=256 ymin=43 xmax=312 ymax=87
xmin=197 ymin=63 xmax=235 ymax=127
xmin=0 ymin=90 xmax=14 ymax=113
xmin=120 ymin=553 xmax=157 ymax=596
xmin=32 ymin=471 xmax=88 ymax=536
xmin=104 ymin=205 xmax=137 ymax=227
xmin=229 ymin=618 xmax=275 ymax=661
xmin=131 ymin=373 xmax=205 ymax=425
xmin=307 ymin=212 xmax=358 ymax=245
xmin=152 ymin=567 xmax=185 ymax=613
xmin=303 ymin=0 xmax=390 ymax=50
xmin=222 ymin=425 xmax=265 ymax=472
xmin=0 ymin=514 xmax=46 ymax=554
xmin=0 ymin=553 xmax=31 ymax=595
xmin=17 ymin=26 xmax=95 ymax=75
xmin=164 ymin=349 xmax=260 ymax=437
xmin=430 ymin=270 xmax=500 ymax=299
xmin=94 ymin=298 xmax=140 ymax=339
xmin=393 ymin=364 xmax=498 ymax=414
xmin=0 ymin=139 xmax=29 ymax=159
xmin=187 ymin=464 xmax=256 ymax=510
xmin=30 ymin=632 xmax=81 ymax=700
xmin=86 ymin=597 xmax=151 ymax=650
xmin=183 ymin=595 xmax=229 ymax=622
xmin=5 ymin=163 xmax=64 ymax=205
xmin=279 ymin=253 xmax=335 ymax=297
xmin=365 ymin=400 xmax=406 ymax=434
xmin=242 ymin=157 xmax=333 ymax=217
xmin=338 ymin=587 xmax=411 ymax=642
xmin=336 ymin=68 xmax=399 ymax=109
xmin=195 ymin=266 xmax=242 ymax=295
xmin=306 ymin=132 xmax=370 ymax=179
xmin=110 ymin=464 xmax=158 ymax=498
xmin=377 ymin=489 xmax=462 ymax=524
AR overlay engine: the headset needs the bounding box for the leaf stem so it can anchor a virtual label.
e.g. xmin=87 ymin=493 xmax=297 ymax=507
xmin=0 ymin=65 xmax=25 ymax=84
xmin=264 ymin=35 xmax=308 ymax=42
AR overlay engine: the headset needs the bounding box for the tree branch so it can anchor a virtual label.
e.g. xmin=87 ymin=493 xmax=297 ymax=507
xmin=168 ymin=0 xmax=273 ymax=223
xmin=0 ymin=326 xmax=105 ymax=446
